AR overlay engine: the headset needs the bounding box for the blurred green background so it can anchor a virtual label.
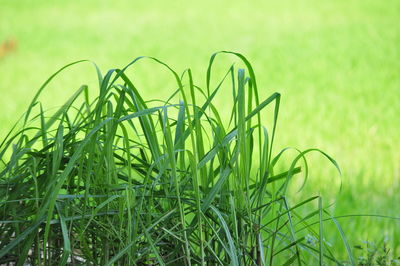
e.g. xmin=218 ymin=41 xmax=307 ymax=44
xmin=1 ymin=0 xmax=399 ymax=255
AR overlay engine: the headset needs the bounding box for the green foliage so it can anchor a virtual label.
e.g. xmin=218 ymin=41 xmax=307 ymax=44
xmin=1 ymin=52 xmax=353 ymax=264
xmin=355 ymin=239 xmax=400 ymax=266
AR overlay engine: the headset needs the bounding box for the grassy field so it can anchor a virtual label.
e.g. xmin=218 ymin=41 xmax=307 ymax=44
xmin=1 ymin=0 xmax=399 ymax=260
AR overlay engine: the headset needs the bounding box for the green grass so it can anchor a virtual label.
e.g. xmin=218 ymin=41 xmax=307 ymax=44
xmin=0 ymin=0 xmax=399 ymax=261
xmin=0 ymin=51 xmax=398 ymax=265
xmin=1 ymin=52 xmax=352 ymax=264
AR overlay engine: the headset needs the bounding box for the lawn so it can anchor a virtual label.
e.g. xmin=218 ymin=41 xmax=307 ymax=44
xmin=1 ymin=0 xmax=399 ymax=262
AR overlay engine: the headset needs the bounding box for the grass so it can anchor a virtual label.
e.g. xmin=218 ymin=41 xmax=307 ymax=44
xmin=1 ymin=0 xmax=399 ymax=261
xmin=0 ymin=51 xmax=365 ymax=264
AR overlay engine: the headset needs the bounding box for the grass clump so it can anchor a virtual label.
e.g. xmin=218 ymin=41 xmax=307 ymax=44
xmin=0 ymin=51 xmax=350 ymax=265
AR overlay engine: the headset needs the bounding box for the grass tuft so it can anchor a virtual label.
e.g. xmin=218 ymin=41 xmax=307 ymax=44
xmin=1 ymin=52 xmax=351 ymax=265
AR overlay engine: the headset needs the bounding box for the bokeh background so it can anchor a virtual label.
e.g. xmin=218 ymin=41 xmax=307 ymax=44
xmin=1 ymin=0 xmax=399 ymax=255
